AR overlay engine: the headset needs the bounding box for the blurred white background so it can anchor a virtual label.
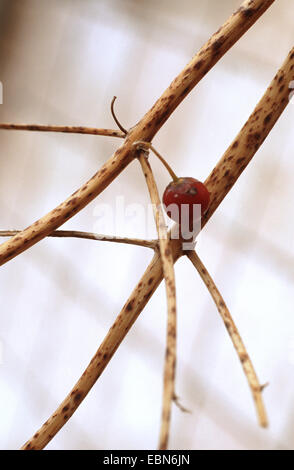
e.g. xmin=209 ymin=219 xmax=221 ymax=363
xmin=0 ymin=0 xmax=293 ymax=450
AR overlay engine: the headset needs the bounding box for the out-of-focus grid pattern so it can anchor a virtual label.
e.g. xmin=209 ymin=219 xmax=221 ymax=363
xmin=0 ymin=0 xmax=293 ymax=450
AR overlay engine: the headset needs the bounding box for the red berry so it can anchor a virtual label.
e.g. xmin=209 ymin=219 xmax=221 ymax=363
xmin=163 ymin=177 xmax=210 ymax=228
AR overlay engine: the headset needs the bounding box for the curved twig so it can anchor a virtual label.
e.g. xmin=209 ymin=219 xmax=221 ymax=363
xmin=0 ymin=123 xmax=125 ymax=138
xmin=110 ymin=96 xmax=128 ymax=135
xmin=187 ymin=250 xmax=267 ymax=427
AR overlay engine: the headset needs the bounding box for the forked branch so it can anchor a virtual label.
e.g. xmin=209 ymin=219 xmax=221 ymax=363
xmin=0 ymin=0 xmax=275 ymax=267
xmin=21 ymin=42 xmax=293 ymax=452
xmin=21 ymin=251 xmax=167 ymax=450
xmin=20 ymin=0 xmax=284 ymax=450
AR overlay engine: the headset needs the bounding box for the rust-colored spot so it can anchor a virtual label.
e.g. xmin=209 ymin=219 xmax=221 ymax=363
xmin=194 ymin=59 xmax=204 ymax=70
xmin=126 ymin=300 xmax=134 ymax=311
xmin=241 ymin=7 xmax=254 ymax=18
xmin=247 ymin=132 xmax=260 ymax=148
xmin=240 ymin=353 xmax=248 ymax=363
xmin=263 ymin=113 xmax=272 ymax=125
xmin=232 ymin=141 xmax=239 ymax=149
xmin=165 ymin=248 xmax=171 ymax=257
xmin=62 ymin=405 xmax=69 ymax=413
xmin=74 ymin=392 xmax=82 ymax=402
xmin=148 ymin=277 xmax=154 ymax=286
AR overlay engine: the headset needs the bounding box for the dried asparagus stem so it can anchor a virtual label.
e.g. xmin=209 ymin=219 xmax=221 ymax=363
xmin=187 ymin=250 xmax=267 ymax=427
xmin=21 ymin=250 xmax=169 ymax=450
xmin=0 ymin=0 xmax=274 ymax=267
xmin=137 ymin=151 xmax=177 ymax=450
xmin=0 ymin=230 xmax=157 ymax=250
xmin=20 ymin=0 xmax=280 ymax=450
xmin=0 ymin=123 xmax=125 ymax=138
xmin=202 ymin=46 xmax=294 ymax=224
xmin=21 ymin=43 xmax=293 ymax=452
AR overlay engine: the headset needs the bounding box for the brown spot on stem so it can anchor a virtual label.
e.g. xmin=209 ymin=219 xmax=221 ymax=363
xmin=73 ymin=392 xmax=82 ymax=403
xmin=263 ymin=113 xmax=272 ymax=125
xmin=165 ymin=248 xmax=171 ymax=257
xmin=194 ymin=59 xmax=204 ymax=70
xmin=126 ymin=300 xmax=134 ymax=311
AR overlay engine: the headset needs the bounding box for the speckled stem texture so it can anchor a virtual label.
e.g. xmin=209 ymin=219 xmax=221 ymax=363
xmin=203 ymin=46 xmax=294 ymax=224
xmin=0 ymin=0 xmax=274 ymax=267
xmin=187 ymin=250 xmax=267 ymax=427
xmin=20 ymin=0 xmax=280 ymax=451
xmin=138 ymin=154 xmax=177 ymax=450
xmin=0 ymin=123 xmax=125 ymax=138
xmin=0 ymin=230 xmax=157 ymax=249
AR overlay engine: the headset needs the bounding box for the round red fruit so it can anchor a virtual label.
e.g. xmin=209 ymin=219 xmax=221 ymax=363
xmin=163 ymin=177 xmax=210 ymax=226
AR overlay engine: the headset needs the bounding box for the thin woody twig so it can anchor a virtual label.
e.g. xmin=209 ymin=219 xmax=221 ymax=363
xmin=21 ymin=250 xmax=167 ymax=450
xmin=110 ymin=96 xmax=128 ymax=135
xmin=21 ymin=40 xmax=293 ymax=452
xmin=137 ymin=150 xmax=177 ymax=450
xmin=0 ymin=230 xmax=157 ymax=250
xmin=0 ymin=0 xmax=275 ymax=268
xmin=187 ymin=250 xmax=267 ymax=427
xmin=20 ymin=0 xmax=280 ymax=450
xmin=0 ymin=123 xmax=125 ymax=138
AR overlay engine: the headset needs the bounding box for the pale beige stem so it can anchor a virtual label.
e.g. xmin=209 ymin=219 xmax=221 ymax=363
xmin=20 ymin=0 xmax=280 ymax=450
xmin=0 ymin=123 xmax=125 ymax=138
xmin=0 ymin=230 xmax=157 ymax=250
xmin=21 ymin=250 xmax=170 ymax=450
xmin=137 ymin=152 xmax=177 ymax=450
xmin=187 ymin=250 xmax=267 ymax=427
xmin=0 ymin=0 xmax=275 ymax=268
xmin=21 ymin=42 xmax=293 ymax=452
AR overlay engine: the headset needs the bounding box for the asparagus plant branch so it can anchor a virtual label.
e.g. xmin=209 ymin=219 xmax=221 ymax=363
xmin=137 ymin=150 xmax=177 ymax=450
xmin=0 ymin=123 xmax=125 ymax=138
xmin=0 ymin=0 xmax=274 ymax=267
xmin=20 ymin=0 xmax=283 ymax=450
xmin=0 ymin=230 xmax=157 ymax=250
xmin=21 ymin=250 xmax=169 ymax=450
xmin=21 ymin=41 xmax=293 ymax=452
xmin=187 ymin=250 xmax=267 ymax=427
